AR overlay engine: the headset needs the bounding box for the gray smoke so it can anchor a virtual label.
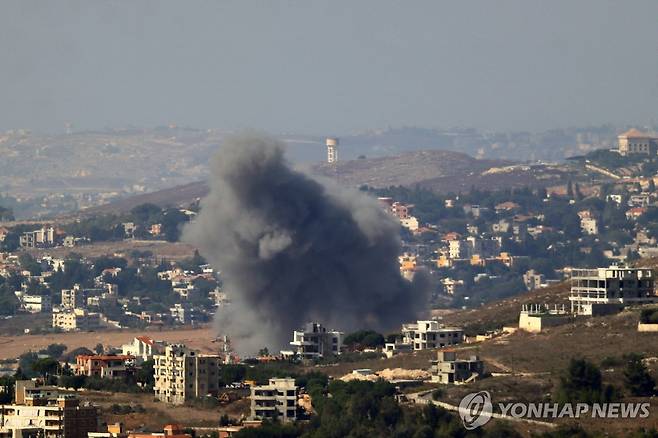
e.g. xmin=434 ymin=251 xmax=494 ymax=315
xmin=183 ymin=134 xmax=429 ymax=354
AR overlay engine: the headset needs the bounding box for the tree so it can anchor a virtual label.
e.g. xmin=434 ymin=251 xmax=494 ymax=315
xmin=94 ymin=343 xmax=104 ymax=355
xmin=567 ymin=180 xmax=574 ymax=198
xmin=39 ymin=343 xmax=67 ymax=359
xmin=343 ymin=330 xmax=385 ymax=350
xmin=624 ymin=354 xmax=655 ymax=396
xmin=136 ymin=359 xmax=155 ymax=387
xmin=32 ymin=357 xmax=59 ymax=377
xmin=556 ymin=358 xmax=617 ymax=404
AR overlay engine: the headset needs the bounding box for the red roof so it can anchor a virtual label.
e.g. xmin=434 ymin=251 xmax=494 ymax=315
xmin=77 ymin=355 xmax=134 ymax=361
xmin=135 ymin=336 xmax=155 ymax=346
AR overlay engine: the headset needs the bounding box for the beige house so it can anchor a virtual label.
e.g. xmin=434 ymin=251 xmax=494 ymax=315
xmin=153 ymin=344 xmax=222 ymax=405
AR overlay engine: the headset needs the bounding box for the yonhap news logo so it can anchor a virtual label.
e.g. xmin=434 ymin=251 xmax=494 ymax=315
xmin=457 ymin=392 xmax=651 ymax=429
xmin=458 ymin=391 xmax=493 ymax=430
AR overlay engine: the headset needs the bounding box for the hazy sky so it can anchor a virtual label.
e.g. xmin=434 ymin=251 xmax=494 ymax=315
xmin=1 ymin=1 xmax=657 ymax=134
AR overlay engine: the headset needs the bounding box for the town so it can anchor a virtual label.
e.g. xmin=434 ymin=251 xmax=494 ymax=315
xmin=2 ymin=131 xmax=658 ymax=436
xmin=3 ymin=2 xmax=658 ymax=436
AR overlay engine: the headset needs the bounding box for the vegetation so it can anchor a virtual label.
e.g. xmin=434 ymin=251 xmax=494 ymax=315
xmin=623 ymin=354 xmax=655 ymax=396
xmin=234 ymin=379 xmax=521 ymax=438
xmin=555 ymin=358 xmax=618 ymax=404
xmin=343 ymin=330 xmax=386 ymax=350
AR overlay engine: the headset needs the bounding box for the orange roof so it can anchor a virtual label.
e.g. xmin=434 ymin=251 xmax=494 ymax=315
xmin=620 ymin=128 xmax=653 ymax=138
xmin=77 ymin=355 xmax=134 ymax=361
xmin=135 ymin=335 xmax=155 ymax=346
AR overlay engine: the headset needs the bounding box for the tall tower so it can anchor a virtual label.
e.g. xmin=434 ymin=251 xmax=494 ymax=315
xmin=326 ymin=137 xmax=339 ymax=164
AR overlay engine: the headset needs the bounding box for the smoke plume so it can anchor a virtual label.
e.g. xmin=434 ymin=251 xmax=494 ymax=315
xmin=184 ymin=134 xmax=429 ymax=354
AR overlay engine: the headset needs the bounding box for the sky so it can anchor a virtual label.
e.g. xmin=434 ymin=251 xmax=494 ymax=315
xmin=1 ymin=1 xmax=657 ymax=135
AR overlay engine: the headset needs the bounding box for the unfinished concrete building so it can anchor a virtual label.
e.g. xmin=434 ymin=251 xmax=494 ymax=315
xmin=570 ymin=265 xmax=657 ymax=315
xmin=430 ymin=351 xmax=483 ymax=384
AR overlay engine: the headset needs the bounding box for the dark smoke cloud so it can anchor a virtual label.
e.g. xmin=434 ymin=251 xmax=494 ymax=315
xmin=184 ymin=134 xmax=429 ymax=354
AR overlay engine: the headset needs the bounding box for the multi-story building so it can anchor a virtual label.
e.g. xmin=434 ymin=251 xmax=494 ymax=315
xmin=19 ymin=226 xmax=56 ymax=248
xmin=430 ymin=351 xmax=483 ymax=384
xmin=281 ymin=322 xmax=343 ymax=360
xmin=570 ymin=265 xmax=657 ymax=315
xmin=522 ymin=269 xmax=545 ymax=291
xmin=52 ymin=308 xmax=101 ymax=332
xmin=61 ymin=285 xmax=84 ymax=309
xmin=617 ymin=129 xmax=658 ymax=156
xmin=15 ymin=293 xmax=52 ymax=313
xmin=121 ymin=336 xmax=164 ymax=363
xmin=0 ymin=395 xmax=98 ymax=438
xmin=250 ymin=378 xmax=298 ymax=423
xmin=400 ymin=320 xmax=463 ymax=350
xmin=153 ymin=344 xmax=221 ymax=405
xmin=75 ymin=355 xmax=135 ymax=379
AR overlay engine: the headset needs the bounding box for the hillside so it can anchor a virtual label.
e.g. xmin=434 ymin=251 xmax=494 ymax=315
xmin=313 ymin=150 xmax=576 ymax=192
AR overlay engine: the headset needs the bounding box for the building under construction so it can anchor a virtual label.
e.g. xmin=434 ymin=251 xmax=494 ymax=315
xmin=569 ymin=265 xmax=657 ymax=315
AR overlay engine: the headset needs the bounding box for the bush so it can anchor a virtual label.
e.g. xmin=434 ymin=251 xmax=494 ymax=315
xmin=555 ymin=358 xmax=618 ymax=404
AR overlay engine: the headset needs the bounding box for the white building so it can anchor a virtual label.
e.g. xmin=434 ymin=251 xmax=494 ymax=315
xmin=401 ymin=320 xmax=463 ymax=350
xmin=570 ymin=265 xmax=657 ymax=315
xmin=326 ymin=137 xmax=339 ymax=164
xmin=281 ymin=322 xmax=343 ymax=360
xmin=250 ymin=378 xmax=298 ymax=423
xmin=15 ymin=293 xmax=51 ymax=313
xmin=121 ymin=336 xmax=164 ymax=363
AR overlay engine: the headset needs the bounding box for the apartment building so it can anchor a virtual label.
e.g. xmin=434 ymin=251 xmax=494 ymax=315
xmin=400 ymin=320 xmax=463 ymax=350
xmin=52 ymin=308 xmax=101 ymax=332
xmin=61 ymin=285 xmax=84 ymax=309
xmin=281 ymin=322 xmax=343 ymax=359
xmin=0 ymin=395 xmax=98 ymax=438
xmin=153 ymin=344 xmax=221 ymax=405
xmin=19 ymin=226 xmax=56 ymax=249
xmin=570 ymin=265 xmax=657 ymax=315
xmin=250 ymin=378 xmax=298 ymax=423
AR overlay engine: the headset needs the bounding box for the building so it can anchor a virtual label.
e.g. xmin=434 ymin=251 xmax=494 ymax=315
xmin=75 ymin=355 xmax=135 ymax=379
xmin=522 ymin=269 xmax=545 ymax=291
xmin=430 ymin=351 xmax=483 ymax=384
xmin=518 ymin=304 xmax=571 ymax=333
xmin=169 ymin=303 xmax=199 ymax=325
xmin=0 ymin=395 xmax=98 ymax=438
xmin=580 ymin=217 xmax=599 ymax=235
xmin=15 ymin=293 xmax=51 ymax=313
xmin=400 ymin=216 xmax=419 ymax=231
xmin=121 ymin=336 xmax=164 ymax=363
xmin=153 ymin=344 xmax=221 ymax=405
xmin=61 ymin=284 xmax=84 ymax=309
xmin=52 ymin=308 xmax=101 ymax=332
xmin=19 ymin=226 xmax=56 ymax=248
xmin=570 ymin=265 xmax=658 ymax=315
xmin=617 ymin=129 xmax=658 ymax=156
xmin=400 ymin=320 xmax=463 ymax=350
xmin=128 ymin=424 xmax=192 ymax=438
xmin=250 ymin=378 xmax=298 ymax=423
xmin=326 ymin=137 xmax=338 ymax=164
xmin=280 ymin=322 xmax=343 ymax=360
